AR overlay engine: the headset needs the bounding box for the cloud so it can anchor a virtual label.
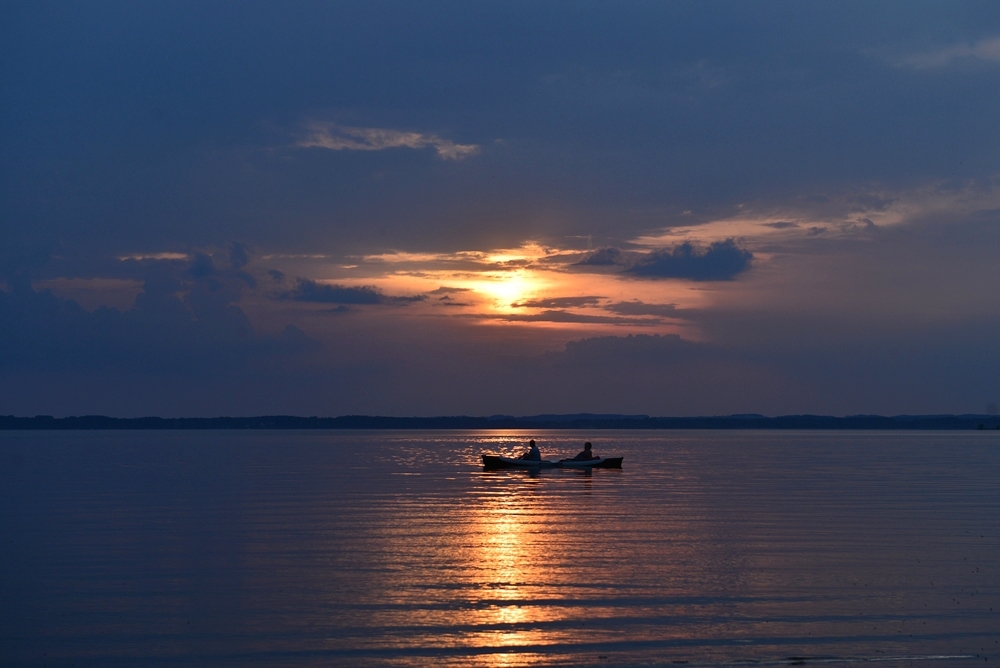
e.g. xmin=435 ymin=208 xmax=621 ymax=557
xmin=116 ymin=253 xmax=190 ymax=261
xmin=282 ymin=278 xmax=424 ymax=305
xmin=898 ymin=35 xmax=1000 ymax=69
xmin=484 ymin=309 xmax=655 ymax=326
xmin=573 ymin=242 xmax=753 ymax=281
xmin=229 ymin=242 xmax=250 ymax=269
xmin=575 ymin=247 xmax=624 ymax=266
xmin=428 ymin=286 xmax=472 ymax=295
xmin=606 ymin=301 xmax=679 ymax=317
xmin=436 ymin=295 xmax=474 ymax=307
xmin=511 ymin=296 xmax=603 ymax=308
xmin=297 ymin=123 xmax=480 ymax=160
xmin=189 ymin=252 xmax=216 ymax=277
xmin=0 ymin=266 xmax=318 ymax=375
xmin=763 ymin=222 xmax=799 ymax=229
xmin=626 ymin=239 xmax=752 ymax=281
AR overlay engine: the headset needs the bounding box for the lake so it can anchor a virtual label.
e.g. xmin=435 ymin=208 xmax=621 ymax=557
xmin=1 ymin=430 xmax=998 ymax=666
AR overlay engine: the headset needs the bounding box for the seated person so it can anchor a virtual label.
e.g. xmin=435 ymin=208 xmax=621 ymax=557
xmin=570 ymin=442 xmax=598 ymax=461
xmin=519 ymin=439 xmax=541 ymax=461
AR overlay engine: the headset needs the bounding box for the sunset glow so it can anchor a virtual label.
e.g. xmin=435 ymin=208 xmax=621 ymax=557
xmin=5 ymin=2 xmax=1000 ymax=419
xmin=263 ymin=238 xmax=720 ymax=338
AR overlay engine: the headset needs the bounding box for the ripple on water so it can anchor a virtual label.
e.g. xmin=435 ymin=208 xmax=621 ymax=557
xmin=0 ymin=429 xmax=998 ymax=666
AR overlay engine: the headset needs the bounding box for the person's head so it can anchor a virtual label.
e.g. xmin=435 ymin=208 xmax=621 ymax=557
xmin=584 ymin=442 xmax=592 ymax=450
xmin=529 ymin=440 xmax=536 ymax=447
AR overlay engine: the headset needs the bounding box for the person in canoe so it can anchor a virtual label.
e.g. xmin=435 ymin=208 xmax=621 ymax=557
xmin=519 ymin=439 xmax=541 ymax=461
xmin=569 ymin=442 xmax=598 ymax=461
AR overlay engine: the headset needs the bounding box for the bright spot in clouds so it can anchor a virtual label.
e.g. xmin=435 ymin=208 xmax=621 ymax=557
xmin=474 ymin=272 xmax=537 ymax=310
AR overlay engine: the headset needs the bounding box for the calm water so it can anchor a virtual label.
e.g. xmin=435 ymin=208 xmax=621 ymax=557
xmin=1 ymin=430 xmax=998 ymax=667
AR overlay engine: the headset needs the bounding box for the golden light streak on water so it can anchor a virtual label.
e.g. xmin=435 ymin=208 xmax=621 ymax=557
xmin=476 ymin=493 xmax=534 ymax=649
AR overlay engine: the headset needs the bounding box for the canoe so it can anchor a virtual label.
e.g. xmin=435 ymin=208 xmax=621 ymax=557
xmin=482 ymin=455 xmax=561 ymax=469
xmin=558 ymin=456 xmax=623 ymax=469
xmin=482 ymin=455 xmax=623 ymax=470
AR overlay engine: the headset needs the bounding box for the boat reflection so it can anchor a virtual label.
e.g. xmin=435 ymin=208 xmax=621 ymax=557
xmin=482 ymin=466 xmax=596 ymax=480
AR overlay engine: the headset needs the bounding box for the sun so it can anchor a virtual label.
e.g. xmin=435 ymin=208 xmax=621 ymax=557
xmin=485 ymin=273 xmax=531 ymax=307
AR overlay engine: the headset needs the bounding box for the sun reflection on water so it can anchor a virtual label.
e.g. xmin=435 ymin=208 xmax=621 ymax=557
xmin=477 ymin=491 xmax=533 ymax=649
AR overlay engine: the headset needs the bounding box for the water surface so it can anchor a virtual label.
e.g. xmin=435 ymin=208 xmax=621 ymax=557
xmin=1 ymin=430 xmax=998 ymax=666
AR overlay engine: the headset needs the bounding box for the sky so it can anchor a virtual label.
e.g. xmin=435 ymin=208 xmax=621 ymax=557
xmin=3 ymin=1 xmax=1000 ymax=417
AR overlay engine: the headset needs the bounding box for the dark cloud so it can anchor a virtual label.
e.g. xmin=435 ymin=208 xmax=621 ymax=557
xmin=763 ymin=222 xmax=799 ymax=229
xmin=282 ymin=278 xmax=424 ymax=305
xmin=428 ymin=286 xmax=472 ymax=294
xmin=606 ymin=301 xmax=679 ymax=317
xmin=485 ymin=310 xmax=654 ymax=326
xmin=492 ymin=259 xmax=533 ymax=269
xmin=436 ymin=295 xmax=474 ymax=307
xmin=189 ymin=253 xmax=216 ymax=278
xmin=575 ymin=247 xmax=623 ymax=266
xmin=0 ymin=274 xmax=317 ymax=375
xmin=511 ymin=296 xmax=603 ymax=308
xmin=229 ymin=242 xmax=250 ymax=269
xmin=283 ymin=279 xmax=381 ymax=304
xmin=626 ymin=240 xmax=752 ymax=281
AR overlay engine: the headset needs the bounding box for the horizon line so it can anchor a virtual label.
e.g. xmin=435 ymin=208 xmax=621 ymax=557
xmin=3 ymin=413 xmax=1000 ymax=431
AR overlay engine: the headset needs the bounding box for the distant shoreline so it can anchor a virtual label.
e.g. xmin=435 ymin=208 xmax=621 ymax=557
xmin=2 ymin=414 xmax=1000 ymax=430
